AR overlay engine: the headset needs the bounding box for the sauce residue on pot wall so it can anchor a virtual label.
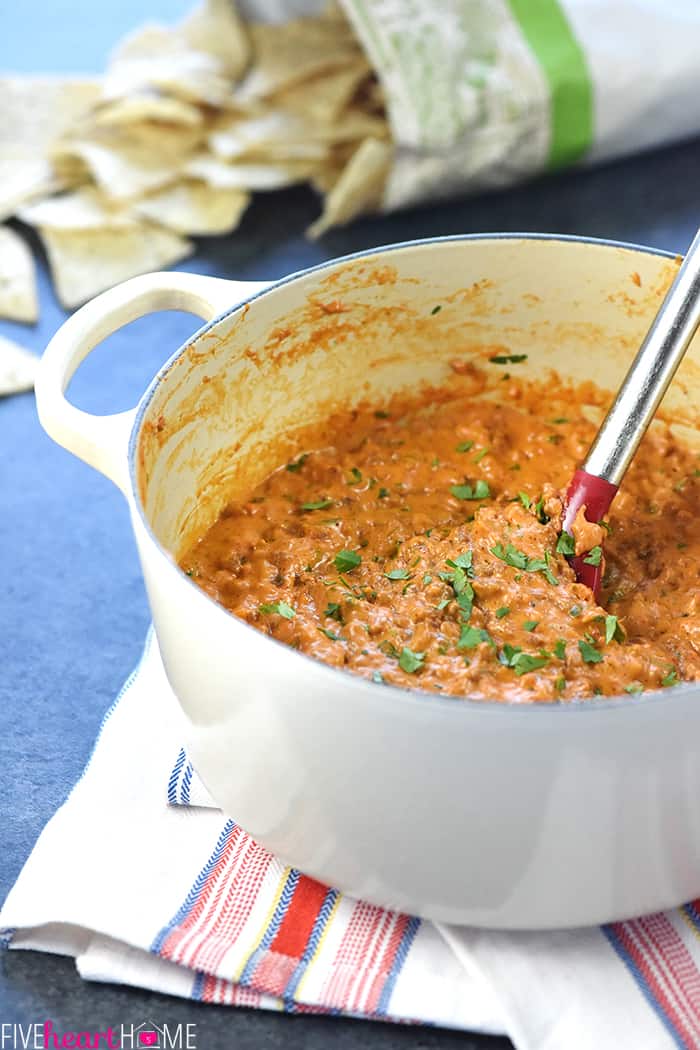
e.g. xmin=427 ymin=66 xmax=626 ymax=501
xmin=181 ymin=367 xmax=700 ymax=702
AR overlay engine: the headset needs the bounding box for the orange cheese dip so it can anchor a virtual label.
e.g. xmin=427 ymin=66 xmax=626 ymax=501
xmin=182 ymin=370 xmax=700 ymax=702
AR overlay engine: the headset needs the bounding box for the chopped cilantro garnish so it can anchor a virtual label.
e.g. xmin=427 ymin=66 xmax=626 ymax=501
xmin=347 ymin=467 xmax=363 ymax=485
xmin=583 ymin=546 xmax=602 ymax=566
xmin=285 ymin=453 xmax=308 ymax=472
xmin=456 ymin=440 xmax=474 ymax=453
xmin=422 ymin=574 xmax=433 ymax=586
xmin=319 ymin=627 xmax=341 ymax=641
xmin=372 ymin=670 xmax=384 ymax=685
xmin=555 ymin=675 xmax=566 ymax=691
xmin=490 ymin=543 xmax=558 ymax=585
xmin=662 ymin=668 xmax=679 ymax=687
xmin=569 ymin=604 xmax=582 ymax=617
xmin=553 ymin=639 xmax=566 ymax=660
xmin=472 ymin=447 xmax=489 ymax=464
xmin=398 ymin=647 xmax=425 ymax=673
xmin=625 ymin=682 xmax=644 ymax=694
xmin=578 ymin=639 xmax=603 ymax=664
xmin=604 ymin=614 xmax=624 ymax=644
xmin=495 ymin=606 xmax=510 ymax=619
xmin=334 ymin=550 xmax=361 ymax=573
xmin=523 ymin=620 xmax=539 ymax=632
xmin=458 ymin=625 xmax=492 ymax=650
xmin=385 ymin=568 xmax=411 ymax=580
xmin=324 ymin=602 xmax=343 ymax=622
xmin=534 ymin=496 xmax=549 ymax=523
xmin=374 ymin=410 xmax=390 ymax=419
xmin=451 ymin=479 xmax=490 ymax=501
xmin=499 ymin=644 xmax=548 ymax=675
xmin=556 ymin=531 xmax=576 ymax=556
xmin=547 ymin=434 xmax=563 ymax=444
xmin=301 ymin=498 xmax=333 ymax=511
xmin=185 ymin=568 xmax=195 ymax=577
xmin=378 ymin=487 xmax=390 ymax=499
xmin=447 ymin=551 xmax=474 ymax=571
xmin=518 ymin=492 xmax=531 ymax=509
xmin=259 ymin=601 xmax=296 ymax=619
xmin=549 ymin=417 xmax=569 ymax=424
xmin=490 ymin=353 xmax=527 ymax=364
xmin=431 ymin=304 xmax=442 ymax=315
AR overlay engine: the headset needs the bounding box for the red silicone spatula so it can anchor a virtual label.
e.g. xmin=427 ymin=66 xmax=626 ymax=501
xmin=563 ymin=229 xmax=700 ymax=598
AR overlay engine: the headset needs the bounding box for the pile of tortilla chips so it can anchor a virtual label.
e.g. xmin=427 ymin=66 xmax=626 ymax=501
xmin=0 ymin=0 xmax=391 ymax=319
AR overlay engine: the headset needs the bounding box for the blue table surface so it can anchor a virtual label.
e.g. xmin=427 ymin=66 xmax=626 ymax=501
xmin=2 ymin=2 xmax=700 ymax=1044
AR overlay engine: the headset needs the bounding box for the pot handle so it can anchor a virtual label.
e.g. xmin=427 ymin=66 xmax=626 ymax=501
xmin=35 ymin=270 xmax=270 ymax=496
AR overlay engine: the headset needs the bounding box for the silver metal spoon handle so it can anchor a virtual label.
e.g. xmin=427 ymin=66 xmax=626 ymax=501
xmin=583 ymin=228 xmax=700 ymax=486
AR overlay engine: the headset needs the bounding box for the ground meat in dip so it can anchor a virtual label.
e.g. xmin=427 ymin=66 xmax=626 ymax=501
xmin=181 ymin=372 xmax=700 ymax=702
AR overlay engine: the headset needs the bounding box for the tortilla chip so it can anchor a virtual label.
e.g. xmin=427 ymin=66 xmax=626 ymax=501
xmin=0 ymin=335 xmax=38 ymax=396
xmin=104 ymin=0 xmax=250 ymax=108
xmin=277 ymin=61 xmax=373 ymax=127
xmin=186 ymin=152 xmax=319 ymax=190
xmin=92 ymin=93 xmax=204 ymax=128
xmin=209 ymin=111 xmax=329 ymax=163
xmin=235 ymin=15 xmax=362 ymax=103
xmin=0 ymin=76 xmax=100 ymax=220
xmin=131 ymin=179 xmax=250 ymax=235
xmin=18 ymin=187 xmax=135 ymax=230
xmin=308 ymin=137 xmax=392 ymax=237
xmin=51 ymin=122 xmax=203 ymax=200
xmin=181 ymin=0 xmax=250 ymax=79
xmin=38 ymin=222 xmax=193 ymax=309
xmin=0 ymin=227 xmax=38 ymax=323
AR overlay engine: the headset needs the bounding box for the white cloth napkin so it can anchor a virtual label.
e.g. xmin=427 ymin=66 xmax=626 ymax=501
xmin=1 ymin=631 xmax=693 ymax=1048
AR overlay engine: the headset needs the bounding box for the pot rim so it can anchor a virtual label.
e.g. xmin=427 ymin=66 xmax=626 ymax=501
xmin=128 ymin=231 xmax=694 ymax=717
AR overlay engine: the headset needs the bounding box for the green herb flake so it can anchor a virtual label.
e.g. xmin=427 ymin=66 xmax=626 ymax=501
xmin=555 ymin=676 xmax=566 ymax=691
xmin=578 ymin=639 xmax=603 ymax=664
xmin=398 ymin=647 xmax=425 ymax=673
xmin=583 ymin=545 xmax=603 ymax=566
xmin=301 ymin=498 xmax=334 ymax=511
xmin=422 ymin=574 xmax=433 ymax=586
xmin=547 ymin=434 xmax=563 ymax=445
xmin=511 ymin=652 xmax=549 ymax=676
xmin=553 ymin=639 xmax=566 ymax=660
xmin=185 ymin=568 xmax=195 ymax=577
xmin=378 ymin=487 xmax=390 ymax=499
xmin=372 ymin=670 xmax=384 ymax=685
xmin=318 ymin=627 xmax=341 ymax=641
xmin=436 ymin=598 xmax=450 ymax=611
xmin=430 ymin=304 xmax=442 ymax=315
xmin=374 ymin=410 xmax=390 ymax=419
xmin=259 ymin=601 xmax=296 ymax=620
xmin=334 ymin=550 xmax=361 ymax=573
xmin=450 ymin=479 xmax=490 ymax=501
xmin=472 ymin=447 xmax=490 ymax=464
xmin=549 ymin=417 xmax=569 ymax=424
xmin=324 ymin=602 xmax=343 ymax=622
xmin=456 ymin=440 xmax=474 ymax=453
xmin=385 ymin=568 xmax=411 ymax=581
xmin=556 ymin=531 xmax=576 ymax=556
xmin=458 ymin=625 xmax=492 ymax=650
xmin=495 ymin=606 xmax=510 ymax=619
xmin=523 ymin=620 xmax=539 ymax=632
xmin=347 ymin=467 xmax=363 ymax=485
xmin=604 ymin=614 xmax=624 ymax=644
xmin=491 ymin=542 xmax=558 ymax=585
xmin=518 ymin=492 xmax=531 ymax=509
xmin=625 ymin=682 xmax=644 ymax=694
xmin=569 ymin=604 xmax=582 ymax=617
xmin=662 ymin=668 xmax=679 ymax=687
xmin=285 ymin=453 xmax=308 ymax=473
xmin=489 ymin=353 xmax=527 ymax=364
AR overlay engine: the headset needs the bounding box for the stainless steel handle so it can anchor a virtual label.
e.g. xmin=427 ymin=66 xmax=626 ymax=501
xmin=584 ymin=229 xmax=700 ymax=485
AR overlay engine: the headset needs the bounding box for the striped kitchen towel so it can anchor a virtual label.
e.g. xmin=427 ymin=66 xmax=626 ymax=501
xmin=1 ymin=630 xmax=699 ymax=1048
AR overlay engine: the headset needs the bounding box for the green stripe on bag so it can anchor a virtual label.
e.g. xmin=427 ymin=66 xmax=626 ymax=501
xmin=507 ymin=0 xmax=593 ymax=169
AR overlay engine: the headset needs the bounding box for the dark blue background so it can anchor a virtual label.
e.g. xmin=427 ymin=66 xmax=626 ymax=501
xmin=1 ymin=3 xmax=699 ymax=1045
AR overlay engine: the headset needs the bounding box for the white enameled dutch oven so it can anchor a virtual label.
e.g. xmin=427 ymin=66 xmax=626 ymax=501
xmin=35 ymin=235 xmax=700 ymax=930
